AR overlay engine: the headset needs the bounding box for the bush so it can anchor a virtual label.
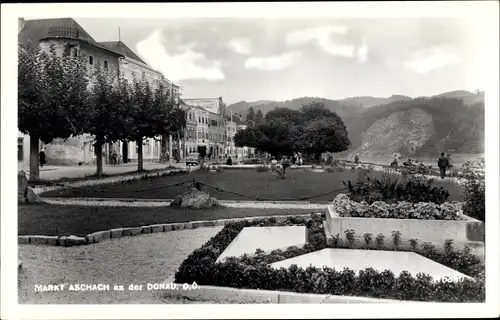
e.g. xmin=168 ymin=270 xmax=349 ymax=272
xmin=400 ymin=159 xmax=433 ymax=177
xmin=461 ymin=159 xmax=485 ymax=222
xmin=331 ymin=194 xmax=462 ymax=220
xmin=174 ymin=213 xmax=485 ymax=302
xmin=344 ymin=169 xmax=450 ymax=204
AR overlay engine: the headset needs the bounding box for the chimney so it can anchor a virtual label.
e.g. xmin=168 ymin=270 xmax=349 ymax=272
xmin=18 ymin=18 xmax=25 ymax=33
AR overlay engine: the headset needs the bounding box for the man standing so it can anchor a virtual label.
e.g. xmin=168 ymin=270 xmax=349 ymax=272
xmin=438 ymin=152 xmax=449 ymax=179
xmin=39 ymin=148 xmax=46 ymax=168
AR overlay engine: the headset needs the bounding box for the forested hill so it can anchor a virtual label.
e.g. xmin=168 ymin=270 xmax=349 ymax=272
xmin=228 ymin=91 xmax=485 ymax=157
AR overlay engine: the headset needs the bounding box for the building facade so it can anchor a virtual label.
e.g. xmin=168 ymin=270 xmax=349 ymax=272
xmin=18 ymin=18 xmax=180 ymax=167
xmin=18 ymin=18 xmax=124 ymax=167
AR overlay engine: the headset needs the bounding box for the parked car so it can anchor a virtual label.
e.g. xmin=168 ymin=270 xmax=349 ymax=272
xmin=186 ymin=153 xmax=200 ymax=166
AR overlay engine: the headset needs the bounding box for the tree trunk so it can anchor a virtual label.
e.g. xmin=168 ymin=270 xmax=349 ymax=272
xmin=137 ymin=137 xmax=144 ymax=172
xmin=122 ymin=140 xmax=128 ymax=163
xmin=29 ymin=135 xmax=40 ymax=180
xmin=95 ymin=138 xmax=103 ymax=176
xmin=315 ymin=151 xmax=322 ymax=165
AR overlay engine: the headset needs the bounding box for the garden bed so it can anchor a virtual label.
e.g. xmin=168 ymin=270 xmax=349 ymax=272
xmin=39 ymin=169 xmax=464 ymax=203
xmin=326 ymin=194 xmax=484 ymax=257
xmin=174 ymin=213 xmax=485 ymax=302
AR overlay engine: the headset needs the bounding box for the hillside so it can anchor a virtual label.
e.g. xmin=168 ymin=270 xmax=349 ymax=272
xmin=228 ymin=91 xmax=485 ymax=157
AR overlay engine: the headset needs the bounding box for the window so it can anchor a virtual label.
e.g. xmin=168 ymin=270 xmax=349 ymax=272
xmin=104 ymin=61 xmax=108 ymax=70
xmin=189 ymin=113 xmax=192 ymax=120
xmin=72 ymin=48 xmax=78 ymax=57
xmin=89 ymin=56 xmax=93 ymax=65
xmin=198 ymin=116 xmax=201 ymax=123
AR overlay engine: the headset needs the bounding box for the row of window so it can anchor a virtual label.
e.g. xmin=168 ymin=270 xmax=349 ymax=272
xmin=88 ymin=55 xmax=108 ymax=70
xmin=186 ymin=129 xmax=230 ymax=142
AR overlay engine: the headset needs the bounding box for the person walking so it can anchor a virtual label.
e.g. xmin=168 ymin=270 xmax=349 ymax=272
xmin=226 ymin=156 xmax=233 ymax=166
xmin=438 ymin=152 xmax=449 ymax=179
xmin=282 ymin=156 xmax=291 ymax=173
xmin=39 ymin=148 xmax=46 ymax=168
xmin=270 ymin=156 xmax=278 ymax=171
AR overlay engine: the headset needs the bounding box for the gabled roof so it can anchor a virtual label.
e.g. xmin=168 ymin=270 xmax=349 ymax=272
xmin=18 ymin=18 xmax=124 ymax=57
xmin=98 ymin=41 xmax=147 ymax=65
xmin=18 ymin=18 xmax=96 ymax=48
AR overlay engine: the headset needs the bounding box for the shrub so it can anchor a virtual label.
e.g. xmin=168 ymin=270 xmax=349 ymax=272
xmin=400 ymin=159 xmax=433 ymax=177
xmin=344 ymin=229 xmax=356 ymax=247
xmin=344 ymin=170 xmax=449 ymax=205
xmin=391 ymin=230 xmax=402 ymax=249
xmin=375 ymin=233 xmax=385 ymax=249
xmin=332 ymin=194 xmax=461 ymax=220
xmin=461 ymin=159 xmax=485 ymax=222
xmin=409 ymin=239 xmax=418 ymax=251
xmin=363 ymin=233 xmax=373 ymax=248
xmin=174 ymin=213 xmax=485 ymax=302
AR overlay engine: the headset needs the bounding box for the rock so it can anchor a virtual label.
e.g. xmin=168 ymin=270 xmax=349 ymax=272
xmin=25 ymin=188 xmax=43 ymax=204
xmin=170 ymin=195 xmax=183 ymax=206
xmin=65 ymin=235 xmax=87 ymax=246
xmin=18 ymin=171 xmax=28 ymax=204
xmin=172 ymin=187 xmax=219 ymax=209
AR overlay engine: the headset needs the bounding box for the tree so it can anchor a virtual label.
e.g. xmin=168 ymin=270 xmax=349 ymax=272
xmin=234 ymin=102 xmax=350 ymax=162
xmin=300 ymin=102 xmax=350 ymax=164
xmin=18 ymin=43 xmax=89 ymax=179
xmin=126 ymin=75 xmax=185 ymax=171
xmin=85 ymin=62 xmax=129 ymax=176
xmin=255 ymin=109 xmax=264 ymax=122
xmin=246 ymin=106 xmax=255 ymax=122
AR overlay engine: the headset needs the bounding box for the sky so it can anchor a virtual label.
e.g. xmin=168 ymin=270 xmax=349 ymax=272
xmin=73 ymin=17 xmax=485 ymax=104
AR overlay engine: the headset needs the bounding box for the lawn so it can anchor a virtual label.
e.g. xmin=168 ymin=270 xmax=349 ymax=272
xmin=18 ymin=204 xmax=318 ymax=236
xmin=41 ymin=169 xmax=465 ymax=203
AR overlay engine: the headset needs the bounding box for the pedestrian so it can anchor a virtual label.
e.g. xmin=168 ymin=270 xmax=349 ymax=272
xmin=354 ymin=155 xmax=359 ymax=165
xmin=438 ymin=152 xmax=449 ymax=179
xmin=226 ymin=156 xmax=233 ymax=166
xmin=298 ymin=157 xmax=303 ymax=166
xmin=39 ymin=148 xmax=46 ymax=167
xmin=270 ymin=156 xmax=278 ymax=171
xmin=282 ymin=156 xmax=291 ymax=172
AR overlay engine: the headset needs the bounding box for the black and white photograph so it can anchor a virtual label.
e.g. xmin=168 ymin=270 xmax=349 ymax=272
xmin=1 ymin=2 xmax=499 ymax=319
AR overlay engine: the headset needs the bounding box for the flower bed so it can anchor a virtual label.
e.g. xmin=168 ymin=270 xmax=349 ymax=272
xmin=332 ymin=194 xmax=463 ymax=220
xmin=174 ymin=214 xmax=485 ymax=302
xmin=327 ymin=194 xmax=484 ymax=254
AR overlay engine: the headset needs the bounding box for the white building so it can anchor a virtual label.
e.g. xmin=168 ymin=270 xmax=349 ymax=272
xmin=97 ymin=41 xmax=180 ymax=164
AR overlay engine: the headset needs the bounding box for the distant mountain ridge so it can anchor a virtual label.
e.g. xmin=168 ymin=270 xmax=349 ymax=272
xmin=228 ymin=90 xmax=485 ymax=157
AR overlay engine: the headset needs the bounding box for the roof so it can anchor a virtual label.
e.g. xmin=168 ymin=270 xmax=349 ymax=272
xmin=98 ymin=41 xmax=147 ymax=65
xmin=19 ymin=18 xmax=95 ymax=48
xmin=18 ymin=18 xmax=123 ymax=57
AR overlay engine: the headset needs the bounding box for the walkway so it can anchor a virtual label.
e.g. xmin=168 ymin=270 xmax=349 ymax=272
xmin=18 ymin=162 xmax=187 ymax=181
xmin=18 ymin=227 xmax=223 ymax=304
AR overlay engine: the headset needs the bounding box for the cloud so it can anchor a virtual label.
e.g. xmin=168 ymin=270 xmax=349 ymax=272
xmin=244 ymin=51 xmax=302 ymax=71
xmin=228 ymin=38 xmax=252 ymax=54
xmin=286 ymin=25 xmax=358 ymax=58
xmin=356 ymin=39 xmax=369 ymax=63
xmin=136 ymin=30 xmax=225 ymax=82
xmin=404 ymin=47 xmax=460 ymax=74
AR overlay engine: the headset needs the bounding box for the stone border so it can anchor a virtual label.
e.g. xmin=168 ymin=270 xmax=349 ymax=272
xmin=18 ymin=213 xmax=323 ymax=247
xmin=42 ymin=198 xmax=328 ymax=209
xmin=162 ymin=284 xmax=416 ymax=304
xmin=31 ymin=168 xmax=196 ymax=195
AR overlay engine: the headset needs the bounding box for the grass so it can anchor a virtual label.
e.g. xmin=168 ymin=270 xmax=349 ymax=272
xmin=41 ymin=169 xmax=465 ymax=203
xmin=18 ymin=204 xmax=318 ymax=237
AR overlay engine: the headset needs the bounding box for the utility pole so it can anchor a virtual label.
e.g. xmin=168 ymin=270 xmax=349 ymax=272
xmin=118 ymin=27 xmax=121 ymax=42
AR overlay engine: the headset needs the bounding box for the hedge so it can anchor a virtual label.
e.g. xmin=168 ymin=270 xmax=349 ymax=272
xmin=174 ymin=214 xmax=485 ymax=302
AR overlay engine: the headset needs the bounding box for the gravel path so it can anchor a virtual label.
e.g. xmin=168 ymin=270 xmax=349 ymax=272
xmin=18 ymin=227 xmax=222 ymax=304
